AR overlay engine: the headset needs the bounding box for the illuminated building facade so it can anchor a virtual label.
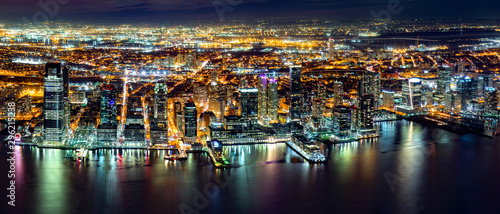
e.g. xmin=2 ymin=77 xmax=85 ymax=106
xmin=258 ymin=74 xmax=268 ymax=125
xmin=289 ymin=66 xmax=302 ymax=121
xmin=153 ymin=83 xmax=168 ymax=123
xmin=42 ymin=62 xmax=68 ymax=147
xmin=184 ymin=100 xmax=197 ymax=142
xmin=100 ymin=84 xmax=117 ymax=125
xmin=151 ymin=82 xmax=168 ymax=145
xmin=457 ymin=77 xmax=478 ymax=112
xmin=358 ymin=71 xmax=381 ymax=109
xmin=357 ymin=72 xmax=376 ymax=133
xmin=268 ymin=78 xmax=278 ymax=123
xmin=382 ymin=90 xmax=395 ymax=110
xmin=333 ymin=81 xmax=343 ymax=106
xmin=239 ymin=88 xmax=258 ymax=120
xmin=175 ymin=102 xmax=184 ymax=134
xmin=485 ymin=87 xmax=498 ymax=115
xmin=328 ymin=38 xmax=335 ymax=60
xmin=317 ymin=81 xmax=326 ymax=102
xmin=193 ymin=83 xmax=208 ymax=106
xmin=437 ymin=66 xmax=452 ymax=94
xmin=332 ymin=106 xmax=352 ymax=138
xmin=402 ymin=78 xmax=422 ymax=110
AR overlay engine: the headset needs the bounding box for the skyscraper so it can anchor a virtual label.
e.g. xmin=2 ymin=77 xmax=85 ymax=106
xmin=357 ymin=94 xmax=374 ymax=132
xmin=328 ymin=38 xmax=335 ymax=60
xmin=153 ymin=83 xmax=168 ymax=123
xmin=239 ymin=88 xmax=258 ymax=119
xmin=373 ymin=72 xmax=381 ymax=109
xmin=382 ymin=90 xmax=395 ymax=110
xmin=184 ymin=100 xmax=197 ymax=143
xmin=402 ymin=78 xmax=422 ymax=110
xmin=289 ymin=65 xmax=302 ymax=121
xmin=445 ymin=92 xmax=454 ymax=111
xmin=437 ymin=66 xmax=452 ymax=94
xmin=258 ymin=74 xmax=268 ymax=125
xmin=333 ymin=81 xmax=344 ymax=107
xmin=332 ymin=106 xmax=352 ymax=138
xmin=357 ymin=72 xmax=376 ymax=134
xmin=151 ymin=83 xmax=168 ymax=145
xmin=100 ymin=84 xmax=117 ymax=125
xmin=317 ymin=80 xmax=326 ymax=102
xmin=485 ymin=87 xmax=498 ymax=114
xmin=358 ymin=71 xmax=381 ymax=109
xmin=193 ymin=83 xmax=208 ymax=106
xmin=457 ymin=77 xmax=478 ymax=111
xmin=477 ymin=75 xmax=494 ymax=97
xmin=175 ymin=102 xmax=183 ymax=134
xmin=42 ymin=62 xmax=69 ymax=147
xmin=268 ymin=77 xmax=278 ymax=124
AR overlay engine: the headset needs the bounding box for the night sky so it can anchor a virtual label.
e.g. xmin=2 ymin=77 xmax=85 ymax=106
xmin=0 ymin=0 xmax=499 ymax=23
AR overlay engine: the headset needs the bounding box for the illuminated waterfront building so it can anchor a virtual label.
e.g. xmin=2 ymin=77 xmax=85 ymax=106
xmin=437 ymin=66 xmax=452 ymax=94
xmin=268 ymin=78 xmax=278 ymax=123
xmin=423 ymin=91 xmax=434 ymax=106
xmin=373 ymin=73 xmax=381 ymax=109
xmin=97 ymin=123 xmax=118 ymax=146
xmin=124 ymin=119 xmax=145 ymax=145
xmin=357 ymin=94 xmax=374 ymax=133
xmin=258 ymin=74 xmax=268 ymax=125
xmin=100 ymin=84 xmax=117 ymax=125
xmin=358 ymin=71 xmax=381 ymax=109
xmin=153 ymin=83 xmax=168 ymax=123
xmin=289 ymin=65 xmax=302 ymax=121
xmin=239 ymin=88 xmax=258 ymax=120
xmin=457 ymin=77 xmax=478 ymax=112
xmin=485 ymin=87 xmax=499 ymax=114
xmin=402 ymin=78 xmax=422 ymax=110
xmin=42 ymin=62 xmax=68 ymax=147
xmin=151 ymin=82 xmax=168 ymax=145
xmin=357 ymin=72 xmax=376 ymax=133
xmin=478 ymin=75 xmax=494 ymax=97
xmin=332 ymin=106 xmax=352 ymax=138
xmin=382 ymin=90 xmax=395 ymax=110
xmin=184 ymin=100 xmax=197 ymax=143
xmin=445 ymin=92 xmax=454 ymax=111
xmin=453 ymin=93 xmax=462 ymax=111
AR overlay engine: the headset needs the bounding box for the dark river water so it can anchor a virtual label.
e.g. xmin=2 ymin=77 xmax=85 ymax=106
xmin=1 ymin=120 xmax=500 ymax=214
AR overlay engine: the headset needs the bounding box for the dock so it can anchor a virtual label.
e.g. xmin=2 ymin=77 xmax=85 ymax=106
xmin=286 ymin=134 xmax=326 ymax=163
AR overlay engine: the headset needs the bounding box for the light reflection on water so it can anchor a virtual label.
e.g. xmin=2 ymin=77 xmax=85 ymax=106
xmin=1 ymin=120 xmax=500 ymax=213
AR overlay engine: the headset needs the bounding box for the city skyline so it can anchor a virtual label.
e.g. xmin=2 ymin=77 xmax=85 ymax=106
xmin=1 ymin=6 xmax=500 ymax=214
